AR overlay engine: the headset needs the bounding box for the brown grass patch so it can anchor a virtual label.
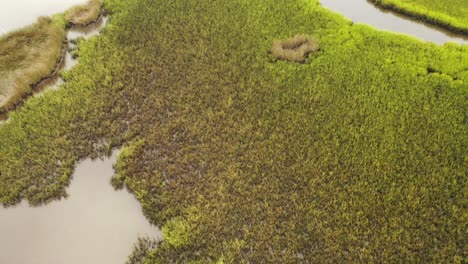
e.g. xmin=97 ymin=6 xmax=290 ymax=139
xmin=65 ymin=0 xmax=103 ymax=26
xmin=0 ymin=17 xmax=66 ymax=112
xmin=271 ymin=35 xmax=319 ymax=63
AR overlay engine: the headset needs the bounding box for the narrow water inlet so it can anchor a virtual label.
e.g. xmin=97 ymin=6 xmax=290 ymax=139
xmin=0 ymin=152 xmax=162 ymax=264
xmin=319 ymin=0 xmax=468 ymax=45
xmin=34 ymin=15 xmax=109 ymax=94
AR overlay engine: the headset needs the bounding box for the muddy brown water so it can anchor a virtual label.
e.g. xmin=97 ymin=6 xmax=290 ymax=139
xmin=0 ymin=152 xmax=162 ymax=264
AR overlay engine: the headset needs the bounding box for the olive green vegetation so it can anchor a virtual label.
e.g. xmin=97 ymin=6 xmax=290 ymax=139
xmin=0 ymin=0 xmax=467 ymax=262
xmin=125 ymin=237 xmax=159 ymax=264
xmin=65 ymin=0 xmax=103 ymax=26
xmin=271 ymin=35 xmax=319 ymax=63
xmin=0 ymin=16 xmax=66 ymax=113
xmin=370 ymin=0 xmax=468 ymax=35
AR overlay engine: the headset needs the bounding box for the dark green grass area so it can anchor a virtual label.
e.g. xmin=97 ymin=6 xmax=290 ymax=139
xmin=0 ymin=0 xmax=467 ymax=262
xmin=370 ymin=0 xmax=468 ymax=35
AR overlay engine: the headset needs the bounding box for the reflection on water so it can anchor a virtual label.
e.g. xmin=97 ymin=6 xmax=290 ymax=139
xmin=319 ymin=0 xmax=468 ymax=44
xmin=0 ymin=152 xmax=162 ymax=264
xmin=0 ymin=0 xmax=87 ymax=33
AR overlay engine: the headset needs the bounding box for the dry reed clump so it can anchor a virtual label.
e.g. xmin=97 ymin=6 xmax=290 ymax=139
xmin=0 ymin=16 xmax=66 ymax=112
xmin=271 ymin=34 xmax=319 ymax=63
xmin=65 ymin=0 xmax=103 ymax=26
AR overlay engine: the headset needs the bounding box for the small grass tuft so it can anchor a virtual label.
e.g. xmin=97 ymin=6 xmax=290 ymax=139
xmin=271 ymin=34 xmax=319 ymax=63
xmin=65 ymin=0 xmax=103 ymax=26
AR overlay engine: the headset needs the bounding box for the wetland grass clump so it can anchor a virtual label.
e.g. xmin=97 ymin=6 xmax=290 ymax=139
xmin=0 ymin=16 xmax=66 ymax=113
xmin=271 ymin=35 xmax=319 ymax=63
xmin=65 ymin=0 xmax=103 ymax=26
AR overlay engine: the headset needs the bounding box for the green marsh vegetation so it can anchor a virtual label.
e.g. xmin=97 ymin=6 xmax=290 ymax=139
xmin=370 ymin=0 xmax=468 ymax=34
xmin=0 ymin=16 xmax=66 ymax=112
xmin=0 ymin=0 xmax=467 ymax=262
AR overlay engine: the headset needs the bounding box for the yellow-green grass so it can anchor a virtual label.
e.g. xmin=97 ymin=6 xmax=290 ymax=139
xmin=0 ymin=0 xmax=467 ymax=262
xmin=0 ymin=16 xmax=66 ymax=113
xmin=370 ymin=0 xmax=468 ymax=34
xmin=65 ymin=0 xmax=103 ymax=26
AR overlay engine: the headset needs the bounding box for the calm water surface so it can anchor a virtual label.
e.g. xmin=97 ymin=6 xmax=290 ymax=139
xmin=320 ymin=0 xmax=468 ymax=45
xmin=0 ymin=153 xmax=162 ymax=264
xmin=0 ymin=0 xmax=87 ymax=33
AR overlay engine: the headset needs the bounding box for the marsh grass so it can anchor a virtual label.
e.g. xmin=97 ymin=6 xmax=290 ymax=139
xmin=65 ymin=0 xmax=103 ymax=26
xmin=271 ymin=35 xmax=319 ymax=63
xmin=0 ymin=16 xmax=66 ymax=112
xmin=125 ymin=237 xmax=160 ymax=264
xmin=0 ymin=0 xmax=467 ymax=262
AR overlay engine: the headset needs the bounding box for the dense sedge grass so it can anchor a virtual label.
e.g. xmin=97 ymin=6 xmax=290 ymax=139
xmin=370 ymin=0 xmax=468 ymax=34
xmin=0 ymin=16 xmax=66 ymax=112
xmin=65 ymin=0 xmax=103 ymax=26
xmin=1 ymin=0 xmax=467 ymax=262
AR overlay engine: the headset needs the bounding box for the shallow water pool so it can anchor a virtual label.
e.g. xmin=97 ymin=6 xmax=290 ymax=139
xmin=0 ymin=153 xmax=162 ymax=264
